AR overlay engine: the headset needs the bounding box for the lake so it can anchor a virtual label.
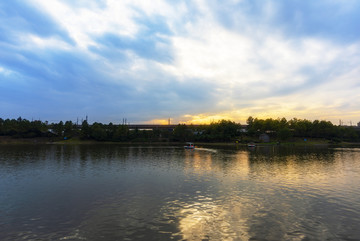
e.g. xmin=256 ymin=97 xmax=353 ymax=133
xmin=1 ymin=144 xmax=360 ymax=240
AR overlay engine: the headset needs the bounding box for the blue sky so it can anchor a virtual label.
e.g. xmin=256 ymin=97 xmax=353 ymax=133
xmin=1 ymin=0 xmax=360 ymax=124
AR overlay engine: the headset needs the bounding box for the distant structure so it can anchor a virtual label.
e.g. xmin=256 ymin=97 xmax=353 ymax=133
xmin=259 ymin=133 xmax=270 ymax=143
xmin=339 ymin=119 xmax=360 ymax=127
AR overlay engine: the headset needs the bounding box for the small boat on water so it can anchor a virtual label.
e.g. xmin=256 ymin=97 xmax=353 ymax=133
xmin=247 ymin=142 xmax=256 ymax=147
xmin=184 ymin=142 xmax=195 ymax=149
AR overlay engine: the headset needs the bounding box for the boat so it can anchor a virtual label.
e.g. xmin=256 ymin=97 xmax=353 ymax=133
xmin=184 ymin=142 xmax=195 ymax=149
xmin=247 ymin=142 xmax=256 ymax=147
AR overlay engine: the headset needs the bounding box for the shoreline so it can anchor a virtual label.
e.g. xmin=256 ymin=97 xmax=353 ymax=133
xmin=1 ymin=136 xmax=359 ymax=147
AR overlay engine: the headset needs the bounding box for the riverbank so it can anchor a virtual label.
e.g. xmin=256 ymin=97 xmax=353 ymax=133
xmin=0 ymin=136 xmax=53 ymax=144
xmin=1 ymin=136 xmax=359 ymax=147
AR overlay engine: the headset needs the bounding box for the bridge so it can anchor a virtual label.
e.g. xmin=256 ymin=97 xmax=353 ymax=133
xmin=127 ymin=124 xmax=200 ymax=131
xmin=126 ymin=124 xmax=248 ymax=131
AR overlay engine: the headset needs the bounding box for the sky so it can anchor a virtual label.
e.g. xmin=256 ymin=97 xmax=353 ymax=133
xmin=1 ymin=0 xmax=360 ymax=125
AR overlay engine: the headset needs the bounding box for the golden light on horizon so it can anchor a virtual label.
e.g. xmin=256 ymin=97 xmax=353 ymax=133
xmin=147 ymin=105 xmax=360 ymax=125
xmin=144 ymin=119 xmax=171 ymax=125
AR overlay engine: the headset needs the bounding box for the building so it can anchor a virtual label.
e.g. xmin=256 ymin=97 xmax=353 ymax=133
xmin=259 ymin=133 xmax=270 ymax=143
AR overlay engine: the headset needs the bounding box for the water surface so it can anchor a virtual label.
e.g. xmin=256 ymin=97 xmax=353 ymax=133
xmin=1 ymin=144 xmax=360 ymax=240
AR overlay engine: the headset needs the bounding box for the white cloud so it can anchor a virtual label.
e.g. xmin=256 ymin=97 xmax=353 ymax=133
xmin=28 ymin=0 xmax=139 ymax=48
xmin=27 ymin=0 xmax=182 ymax=49
xmin=23 ymin=34 xmax=73 ymax=50
xmin=0 ymin=66 xmax=14 ymax=76
xmin=156 ymin=1 xmax=360 ymax=123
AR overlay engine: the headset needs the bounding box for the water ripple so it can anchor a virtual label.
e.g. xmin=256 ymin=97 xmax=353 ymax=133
xmin=1 ymin=145 xmax=360 ymax=240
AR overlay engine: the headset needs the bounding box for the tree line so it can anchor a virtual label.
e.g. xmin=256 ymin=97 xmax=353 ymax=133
xmin=246 ymin=117 xmax=359 ymax=142
xmin=0 ymin=117 xmax=359 ymax=142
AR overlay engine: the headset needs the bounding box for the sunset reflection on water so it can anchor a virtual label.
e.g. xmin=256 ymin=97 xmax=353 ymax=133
xmin=174 ymin=149 xmax=253 ymax=240
xmin=171 ymin=146 xmax=360 ymax=240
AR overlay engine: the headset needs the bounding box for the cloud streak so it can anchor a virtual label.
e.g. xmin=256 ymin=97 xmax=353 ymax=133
xmin=1 ymin=0 xmax=359 ymax=124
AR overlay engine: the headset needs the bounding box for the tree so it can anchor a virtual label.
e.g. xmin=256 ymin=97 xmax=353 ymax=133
xmin=277 ymin=128 xmax=293 ymax=141
xmin=173 ymin=124 xmax=193 ymax=141
xmin=90 ymin=122 xmax=107 ymax=141
xmin=80 ymin=120 xmax=90 ymax=139
xmin=247 ymin=116 xmax=254 ymax=127
xmin=201 ymin=120 xmax=241 ymax=141
xmin=54 ymin=121 xmax=64 ymax=137
xmin=64 ymin=121 xmax=74 ymax=138
xmin=0 ymin=118 xmax=4 ymax=135
xmin=113 ymin=125 xmax=129 ymax=141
